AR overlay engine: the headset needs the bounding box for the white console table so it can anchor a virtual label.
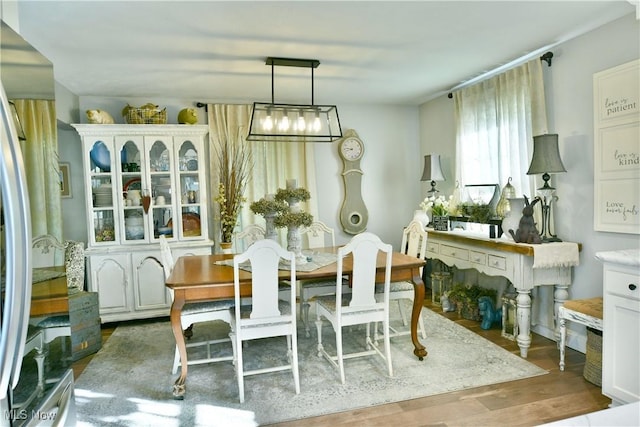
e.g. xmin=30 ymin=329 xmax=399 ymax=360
xmin=426 ymin=229 xmax=580 ymax=358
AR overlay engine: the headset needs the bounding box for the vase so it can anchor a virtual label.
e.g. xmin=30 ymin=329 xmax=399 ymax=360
xmin=286 ymin=226 xmax=307 ymax=264
xmin=413 ymin=210 xmax=429 ymax=228
xmin=220 ymin=241 xmax=233 ymax=254
xmin=264 ymin=212 xmax=278 ymax=241
xmin=501 ymin=197 xmax=526 ymax=240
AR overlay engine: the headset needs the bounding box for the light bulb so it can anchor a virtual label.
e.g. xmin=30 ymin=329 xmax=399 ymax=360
xmin=279 ymin=110 xmax=290 ymax=131
xmin=263 ymin=109 xmax=273 ymax=131
xmin=296 ymin=111 xmax=306 ymax=131
xmin=313 ymin=113 xmax=321 ymax=132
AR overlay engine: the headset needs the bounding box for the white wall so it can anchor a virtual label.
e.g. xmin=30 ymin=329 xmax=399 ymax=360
xmin=418 ymin=95 xmax=456 ymax=200
xmin=315 ymin=104 xmax=420 ymax=249
xmin=419 ymin=12 xmax=640 ymax=350
xmin=547 ymin=13 xmax=640 ymax=296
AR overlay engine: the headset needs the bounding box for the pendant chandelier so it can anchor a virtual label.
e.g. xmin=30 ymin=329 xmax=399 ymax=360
xmin=246 ymin=57 xmax=342 ymax=143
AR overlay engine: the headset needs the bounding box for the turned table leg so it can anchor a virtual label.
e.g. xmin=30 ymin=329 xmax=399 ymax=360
xmin=411 ymin=268 xmax=428 ymax=361
xmin=170 ymin=293 xmax=187 ymax=399
xmin=516 ymin=289 xmax=532 ymax=358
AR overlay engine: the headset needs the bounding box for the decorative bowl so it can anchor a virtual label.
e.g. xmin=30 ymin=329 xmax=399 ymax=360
xmin=158 ymin=227 xmax=172 ymax=235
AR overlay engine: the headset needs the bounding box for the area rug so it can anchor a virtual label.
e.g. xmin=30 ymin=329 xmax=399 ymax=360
xmin=74 ymin=306 xmax=547 ymax=426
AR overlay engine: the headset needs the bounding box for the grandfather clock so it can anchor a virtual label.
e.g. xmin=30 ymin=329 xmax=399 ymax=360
xmin=338 ymin=129 xmax=368 ymax=234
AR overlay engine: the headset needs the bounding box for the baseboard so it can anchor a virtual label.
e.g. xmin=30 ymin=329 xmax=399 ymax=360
xmin=532 ymin=324 xmax=587 ymax=354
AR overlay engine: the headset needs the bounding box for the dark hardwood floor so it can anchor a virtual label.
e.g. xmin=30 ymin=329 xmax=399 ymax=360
xmin=71 ymin=290 xmax=611 ymax=426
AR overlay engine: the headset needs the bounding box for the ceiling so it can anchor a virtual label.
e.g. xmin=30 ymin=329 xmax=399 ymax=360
xmin=14 ymin=1 xmax=638 ymax=106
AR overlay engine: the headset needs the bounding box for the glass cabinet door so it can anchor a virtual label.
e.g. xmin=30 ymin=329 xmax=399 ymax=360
xmin=89 ymin=140 xmax=117 ymax=244
xmin=118 ymin=137 xmax=147 ymax=243
xmin=177 ymin=139 xmax=203 ymax=239
xmin=78 ymin=125 xmax=211 ymax=249
xmin=147 ymin=137 xmax=176 ymax=240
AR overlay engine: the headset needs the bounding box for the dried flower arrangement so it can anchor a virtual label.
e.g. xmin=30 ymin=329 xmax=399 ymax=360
xmin=275 ymin=187 xmax=311 ymax=203
xmin=274 ymin=211 xmax=313 ymax=228
xmin=249 ymin=198 xmax=288 ymax=216
xmin=214 ymin=137 xmax=252 ymax=243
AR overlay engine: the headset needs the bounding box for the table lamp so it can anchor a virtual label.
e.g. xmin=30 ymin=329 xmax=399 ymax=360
xmin=526 ymin=134 xmax=566 ymax=242
xmin=421 ymin=153 xmax=445 ymax=194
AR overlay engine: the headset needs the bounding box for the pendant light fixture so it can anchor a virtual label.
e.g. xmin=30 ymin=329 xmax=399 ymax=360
xmin=247 ymin=57 xmax=342 ymax=143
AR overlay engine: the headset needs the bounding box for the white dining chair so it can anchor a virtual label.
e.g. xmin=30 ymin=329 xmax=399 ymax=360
xmin=32 ymin=235 xmax=73 ymax=372
xmin=376 ymin=220 xmax=427 ymax=340
xmin=229 ymin=239 xmax=300 ymax=403
xmin=236 ymin=224 xmax=265 ymax=251
xmin=299 ymin=221 xmax=350 ymax=336
xmin=315 ymin=232 xmax=393 ymax=384
xmin=159 ymin=235 xmax=234 ymax=374
xmin=32 ymin=234 xmax=66 ymax=268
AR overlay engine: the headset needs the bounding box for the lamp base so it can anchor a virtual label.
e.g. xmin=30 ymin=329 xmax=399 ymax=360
xmin=541 ymin=235 xmax=562 ymax=243
xmin=428 ymin=180 xmax=439 ymax=194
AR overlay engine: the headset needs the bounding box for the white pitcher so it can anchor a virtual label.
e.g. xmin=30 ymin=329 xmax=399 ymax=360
xmin=126 ymin=189 xmax=141 ymax=206
xmin=501 ymin=197 xmax=526 ymax=240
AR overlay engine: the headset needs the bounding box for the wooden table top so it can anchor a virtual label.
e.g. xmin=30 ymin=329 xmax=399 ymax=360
xmin=31 ymin=266 xmax=69 ymax=317
xmin=426 ymin=229 xmax=582 ymax=256
xmin=166 ymin=247 xmax=426 ymax=290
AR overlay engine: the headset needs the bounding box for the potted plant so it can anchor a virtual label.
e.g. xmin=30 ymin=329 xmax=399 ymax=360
xmin=447 ymin=283 xmax=497 ymax=321
xmin=250 ymin=197 xmax=288 ymax=240
xmin=274 ymin=186 xmax=313 ymax=262
xmin=421 ymin=194 xmax=451 ymax=230
xmin=214 ymin=137 xmax=252 ymax=250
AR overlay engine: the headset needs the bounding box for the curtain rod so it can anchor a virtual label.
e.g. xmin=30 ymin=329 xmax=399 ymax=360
xmin=447 ymin=50 xmax=554 ymax=99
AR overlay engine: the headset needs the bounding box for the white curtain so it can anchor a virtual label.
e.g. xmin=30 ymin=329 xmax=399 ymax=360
xmin=453 ymin=58 xmax=548 ymax=199
xmin=453 ymin=59 xmax=555 ymax=330
xmin=207 ymin=104 xmax=318 ymax=251
xmin=12 ymin=99 xmax=62 ymax=241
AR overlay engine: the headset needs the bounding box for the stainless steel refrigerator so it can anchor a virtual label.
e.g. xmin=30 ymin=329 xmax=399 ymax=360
xmin=0 ymin=20 xmax=76 ymax=426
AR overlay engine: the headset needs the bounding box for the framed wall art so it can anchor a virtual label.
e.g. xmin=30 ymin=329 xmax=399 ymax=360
xmin=59 ymin=162 xmax=72 ymax=198
xmin=593 ymin=59 xmax=640 ymax=235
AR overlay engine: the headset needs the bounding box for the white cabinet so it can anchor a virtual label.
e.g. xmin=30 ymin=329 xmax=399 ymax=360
xmin=596 ymin=249 xmax=640 ymax=407
xmin=73 ymin=124 xmax=213 ymax=322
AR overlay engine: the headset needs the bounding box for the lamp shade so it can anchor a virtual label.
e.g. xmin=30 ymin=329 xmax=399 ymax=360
xmin=526 ymin=134 xmax=566 ymax=175
xmin=421 ymin=154 xmax=445 ymax=182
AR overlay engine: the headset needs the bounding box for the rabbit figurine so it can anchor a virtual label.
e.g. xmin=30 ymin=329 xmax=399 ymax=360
xmin=508 ymin=196 xmax=542 ymax=244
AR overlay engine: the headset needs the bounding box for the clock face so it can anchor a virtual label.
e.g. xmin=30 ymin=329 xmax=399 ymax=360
xmin=340 ymin=137 xmax=363 ymax=161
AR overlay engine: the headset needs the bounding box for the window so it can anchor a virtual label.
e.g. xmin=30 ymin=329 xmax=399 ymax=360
xmin=453 ymin=59 xmax=548 ymax=199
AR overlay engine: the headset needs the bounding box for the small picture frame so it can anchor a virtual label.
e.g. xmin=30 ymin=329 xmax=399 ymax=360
xmin=433 ymin=215 xmax=449 ymax=231
xmin=59 ymin=162 xmax=72 ymax=198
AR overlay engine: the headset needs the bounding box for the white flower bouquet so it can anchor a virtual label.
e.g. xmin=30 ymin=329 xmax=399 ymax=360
xmin=420 ymin=194 xmax=451 ymax=217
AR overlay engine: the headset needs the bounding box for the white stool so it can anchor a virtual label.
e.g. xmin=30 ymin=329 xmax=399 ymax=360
xmin=558 ymin=297 xmax=603 ymax=371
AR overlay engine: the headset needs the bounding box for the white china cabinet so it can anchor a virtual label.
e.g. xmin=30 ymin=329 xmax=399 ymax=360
xmin=73 ymin=124 xmax=213 ymax=322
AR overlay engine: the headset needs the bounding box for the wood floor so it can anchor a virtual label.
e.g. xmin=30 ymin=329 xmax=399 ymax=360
xmin=71 ymin=291 xmax=611 ymax=426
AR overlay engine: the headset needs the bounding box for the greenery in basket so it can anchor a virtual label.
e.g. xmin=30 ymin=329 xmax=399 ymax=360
xmin=214 ymin=137 xmax=252 ymax=243
xmin=448 ymin=283 xmax=497 ymax=303
xmin=275 ymin=187 xmax=311 ymax=202
xmin=458 ymin=202 xmax=494 ymax=224
xmin=447 ymin=283 xmax=497 ymax=316
xmin=250 ymin=198 xmax=289 ymax=216
xmin=274 ymin=211 xmax=313 ymax=228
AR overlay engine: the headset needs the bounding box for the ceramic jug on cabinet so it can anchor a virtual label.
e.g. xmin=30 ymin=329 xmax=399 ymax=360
xmin=126 ymin=189 xmax=142 ymax=206
xmin=501 ymin=197 xmax=526 ymax=240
